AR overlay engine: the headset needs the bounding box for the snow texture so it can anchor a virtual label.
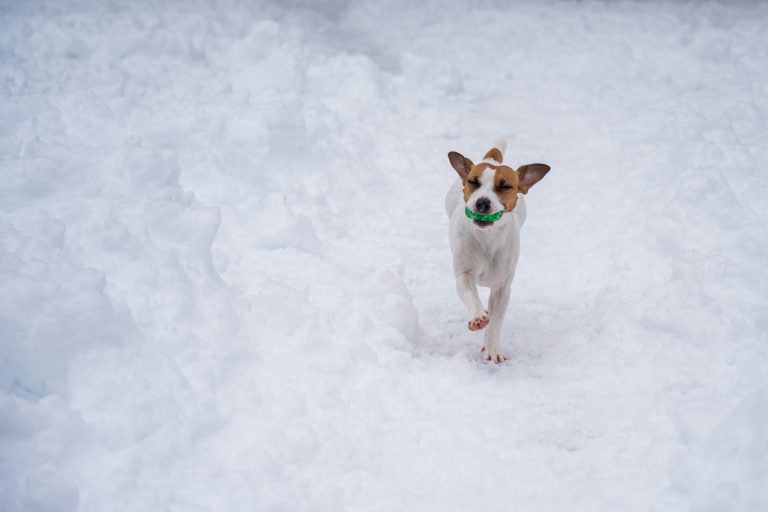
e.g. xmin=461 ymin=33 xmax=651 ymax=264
xmin=1 ymin=0 xmax=767 ymax=510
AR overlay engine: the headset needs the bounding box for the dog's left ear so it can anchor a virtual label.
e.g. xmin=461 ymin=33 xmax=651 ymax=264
xmin=517 ymin=164 xmax=550 ymax=194
xmin=448 ymin=151 xmax=474 ymax=180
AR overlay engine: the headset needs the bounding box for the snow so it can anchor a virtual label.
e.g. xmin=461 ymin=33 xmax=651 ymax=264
xmin=1 ymin=0 xmax=767 ymax=510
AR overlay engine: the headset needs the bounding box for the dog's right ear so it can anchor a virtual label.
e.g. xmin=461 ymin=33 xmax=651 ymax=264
xmin=448 ymin=151 xmax=474 ymax=180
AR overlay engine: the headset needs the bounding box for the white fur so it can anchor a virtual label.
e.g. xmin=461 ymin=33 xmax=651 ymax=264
xmin=493 ymin=138 xmax=507 ymax=155
xmin=444 ymin=143 xmax=527 ymax=363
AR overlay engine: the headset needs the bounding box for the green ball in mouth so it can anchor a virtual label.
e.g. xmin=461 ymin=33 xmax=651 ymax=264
xmin=465 ymin=207 xmax=503 ymax=223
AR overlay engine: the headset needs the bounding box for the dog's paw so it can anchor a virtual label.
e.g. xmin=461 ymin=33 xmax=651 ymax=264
xmin=480 ymin=344 xmax=507 ymax=364
xmin=468 ymin=310 xmax=489 ymax=331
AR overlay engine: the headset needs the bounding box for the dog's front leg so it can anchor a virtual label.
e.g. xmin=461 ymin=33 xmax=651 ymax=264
xmin=482 ymin=285 xmax=511 ymax=363
xmin=455 ymin=272 xmax=489 ymax=331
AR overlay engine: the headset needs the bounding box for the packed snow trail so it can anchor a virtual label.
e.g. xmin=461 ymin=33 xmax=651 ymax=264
xmin=1 ymin=1 xmax=767 ymax=511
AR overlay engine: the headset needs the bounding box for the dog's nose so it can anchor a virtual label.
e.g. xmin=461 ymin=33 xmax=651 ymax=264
xmin=475 ymin=197 xmax=491 ymax=213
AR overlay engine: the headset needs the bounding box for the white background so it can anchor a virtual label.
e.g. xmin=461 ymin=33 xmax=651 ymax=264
xmin=1 ymin=1 xmax=767 ymax=510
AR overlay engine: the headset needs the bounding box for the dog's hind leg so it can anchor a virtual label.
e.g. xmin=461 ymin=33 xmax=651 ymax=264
xmin=482 ymin=285 xmax=511 ymax=363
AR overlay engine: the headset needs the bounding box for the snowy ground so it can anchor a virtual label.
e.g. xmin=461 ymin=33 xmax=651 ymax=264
xmin=2 ymin=0 xmax=768 ymax=510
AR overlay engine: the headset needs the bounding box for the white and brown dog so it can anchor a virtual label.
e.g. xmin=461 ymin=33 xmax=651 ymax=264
xmin=445 ymin=139 xmax=550 ymax=363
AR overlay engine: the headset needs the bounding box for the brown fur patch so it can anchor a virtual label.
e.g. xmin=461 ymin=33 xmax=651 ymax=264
xmin=493 ymin=166 xmax=521 ymax=211
xmin=458 ymin=153 xmax=549 ymax=209
xmin=462 ymin=162 xmax=492 ymax=202
xmin=483 ymin=147 xmax=503 ymax=163
xmin=462 ymin=162 xmax=521 ymax=211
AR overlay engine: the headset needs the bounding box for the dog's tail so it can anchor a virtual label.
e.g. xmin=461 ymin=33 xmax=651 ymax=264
xmin=483 ymin=138 xmax=507 ymax=164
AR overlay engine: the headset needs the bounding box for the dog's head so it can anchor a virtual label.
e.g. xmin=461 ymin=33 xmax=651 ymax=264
xmin=448 ymin=143 xmax=550 ymax=230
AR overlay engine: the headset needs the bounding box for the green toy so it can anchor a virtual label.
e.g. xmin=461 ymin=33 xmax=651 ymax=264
xmin=465 ymin=207 xmax=502 ymax=222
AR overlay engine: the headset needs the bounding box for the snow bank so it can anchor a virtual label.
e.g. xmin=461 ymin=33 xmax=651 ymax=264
xmin=1 ymin=0 xmax=767 ymax=511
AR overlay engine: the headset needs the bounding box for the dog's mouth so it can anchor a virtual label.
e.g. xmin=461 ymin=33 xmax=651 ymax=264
xmin=465 ymin=207 xmax=502 ymax=229
xmin=473 ymin=219 xmax=495 ymax=229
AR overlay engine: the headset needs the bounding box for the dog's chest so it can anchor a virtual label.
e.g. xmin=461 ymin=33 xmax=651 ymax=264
xmin=468 ymin=231 xmax=518 ymax=286
xmin=474 ymin=249 xmax=506 ymax=287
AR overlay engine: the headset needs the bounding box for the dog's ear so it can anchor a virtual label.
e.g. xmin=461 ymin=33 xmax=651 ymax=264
xmin=517 ymin=164 xmax=550 ymax=194
xmin=448 ymin=151 xmax=474 ymax=180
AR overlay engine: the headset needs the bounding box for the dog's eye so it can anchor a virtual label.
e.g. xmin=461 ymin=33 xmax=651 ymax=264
xmin=497 ymin=181 xmax=514 ymax=191
xmin=467 ymin=178 xmax=480 ymax=188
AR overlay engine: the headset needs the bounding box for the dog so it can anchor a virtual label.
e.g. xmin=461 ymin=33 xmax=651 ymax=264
xmin=445 ymin=139 xmax=550 ymax=363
